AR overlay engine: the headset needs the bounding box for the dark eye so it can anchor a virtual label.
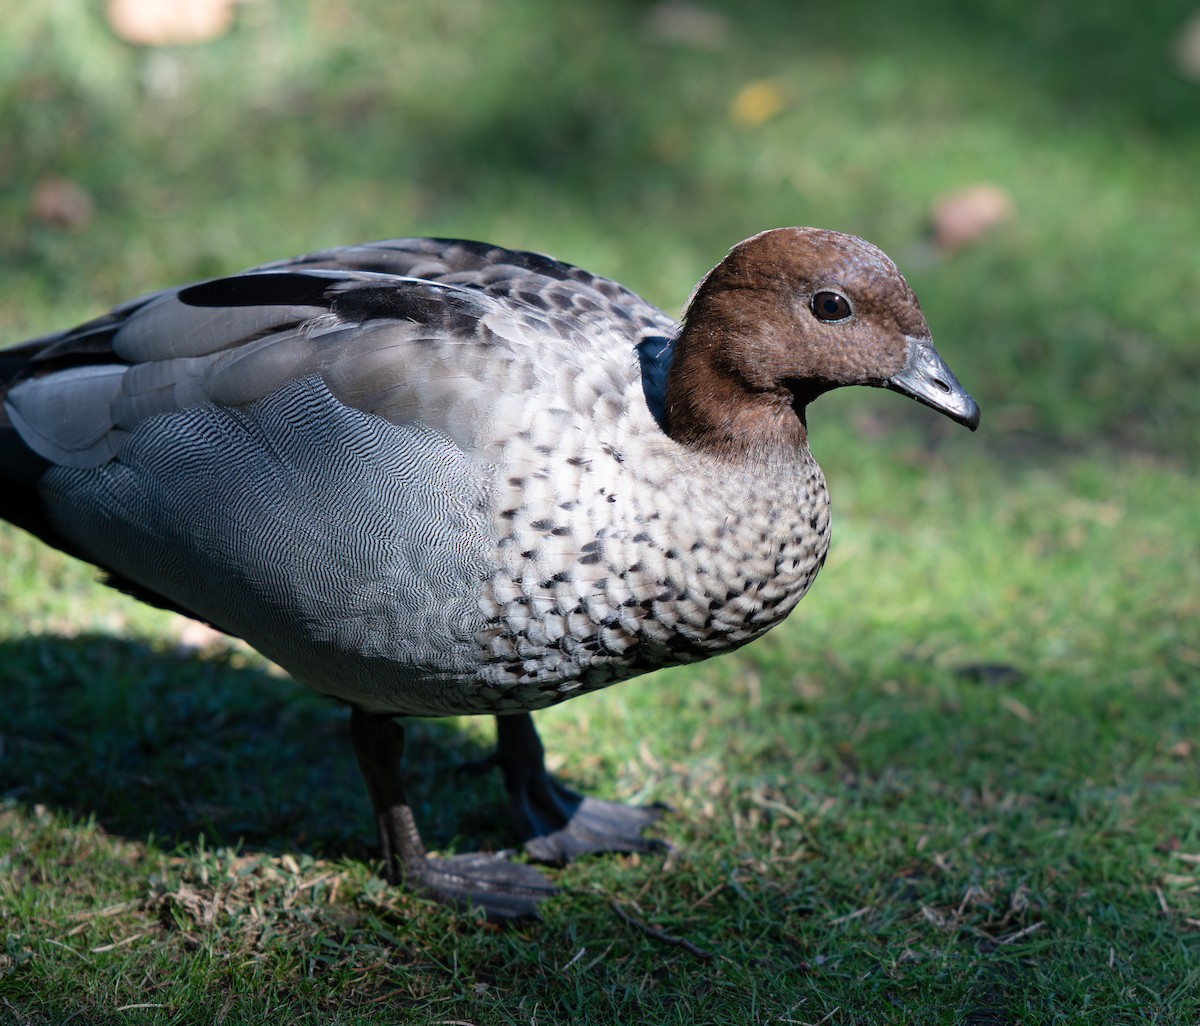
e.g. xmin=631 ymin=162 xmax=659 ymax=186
xmin=810 ymin=291 xmax=852 ymax=322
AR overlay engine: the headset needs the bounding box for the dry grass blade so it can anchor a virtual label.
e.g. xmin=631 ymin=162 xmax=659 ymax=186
xmin=609 ymin=900 xmax=713 ymax=961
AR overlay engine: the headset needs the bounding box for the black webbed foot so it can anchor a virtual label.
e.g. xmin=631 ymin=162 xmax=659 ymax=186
xmin=494 ymin=712 xmax=669 ymax=866
xmin=350 ymin=708 xmax=556 ymax=921
xmin=522 ymin=791 xmax=668 ymax=864
xmin=406 ymin=850 xmax=558 ymax=921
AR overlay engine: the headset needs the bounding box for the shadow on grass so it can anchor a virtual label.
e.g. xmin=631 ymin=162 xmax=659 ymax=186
xmin=0 ymin=633 xmax=516 ymax=864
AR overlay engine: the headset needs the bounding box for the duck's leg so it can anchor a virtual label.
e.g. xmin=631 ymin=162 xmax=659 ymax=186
xmin=349 ymin=707 xmax=557 ymax=920
xmin=494 ymin=712 xmax=667 ymax=865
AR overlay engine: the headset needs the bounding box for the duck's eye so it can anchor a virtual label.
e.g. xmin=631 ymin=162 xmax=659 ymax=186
xmin=811 ymin=291 xmax=852 ymax=322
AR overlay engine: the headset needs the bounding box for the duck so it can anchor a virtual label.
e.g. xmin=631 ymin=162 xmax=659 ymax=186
xmin=0 ymin=228 xmax=978 ymax=920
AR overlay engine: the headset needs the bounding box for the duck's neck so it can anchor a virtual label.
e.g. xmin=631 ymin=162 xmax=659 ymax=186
xmin=662 ymin=290 xmax=809 ymax=461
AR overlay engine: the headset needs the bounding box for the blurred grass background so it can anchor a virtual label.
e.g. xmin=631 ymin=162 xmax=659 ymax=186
xmin=1 ymin=1 xmax=1198 ymax=1024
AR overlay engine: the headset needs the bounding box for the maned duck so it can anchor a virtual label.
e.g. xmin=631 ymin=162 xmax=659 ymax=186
xmin=0 ymin=228 xmax=978 ymax=919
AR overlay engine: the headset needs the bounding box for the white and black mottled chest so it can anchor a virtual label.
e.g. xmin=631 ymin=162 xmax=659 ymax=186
xmin=470 ymin=404 xmax=831 ymax=713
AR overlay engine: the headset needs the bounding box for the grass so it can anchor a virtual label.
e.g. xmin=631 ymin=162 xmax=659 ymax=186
xmin=1 ymin=0 xmax=1198 ymax=1022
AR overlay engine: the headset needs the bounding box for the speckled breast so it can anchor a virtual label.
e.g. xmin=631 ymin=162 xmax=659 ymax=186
xmin=467 ymin=424 xmax=832 ymax=715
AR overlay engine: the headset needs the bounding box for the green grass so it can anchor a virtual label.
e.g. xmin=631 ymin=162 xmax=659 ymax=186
xmin=2 ymin=1 xmax=1198 ymax=1022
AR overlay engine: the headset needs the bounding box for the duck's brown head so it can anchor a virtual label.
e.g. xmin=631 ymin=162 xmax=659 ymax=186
xmin=664 ymin=227 xmax=979 ymax=458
